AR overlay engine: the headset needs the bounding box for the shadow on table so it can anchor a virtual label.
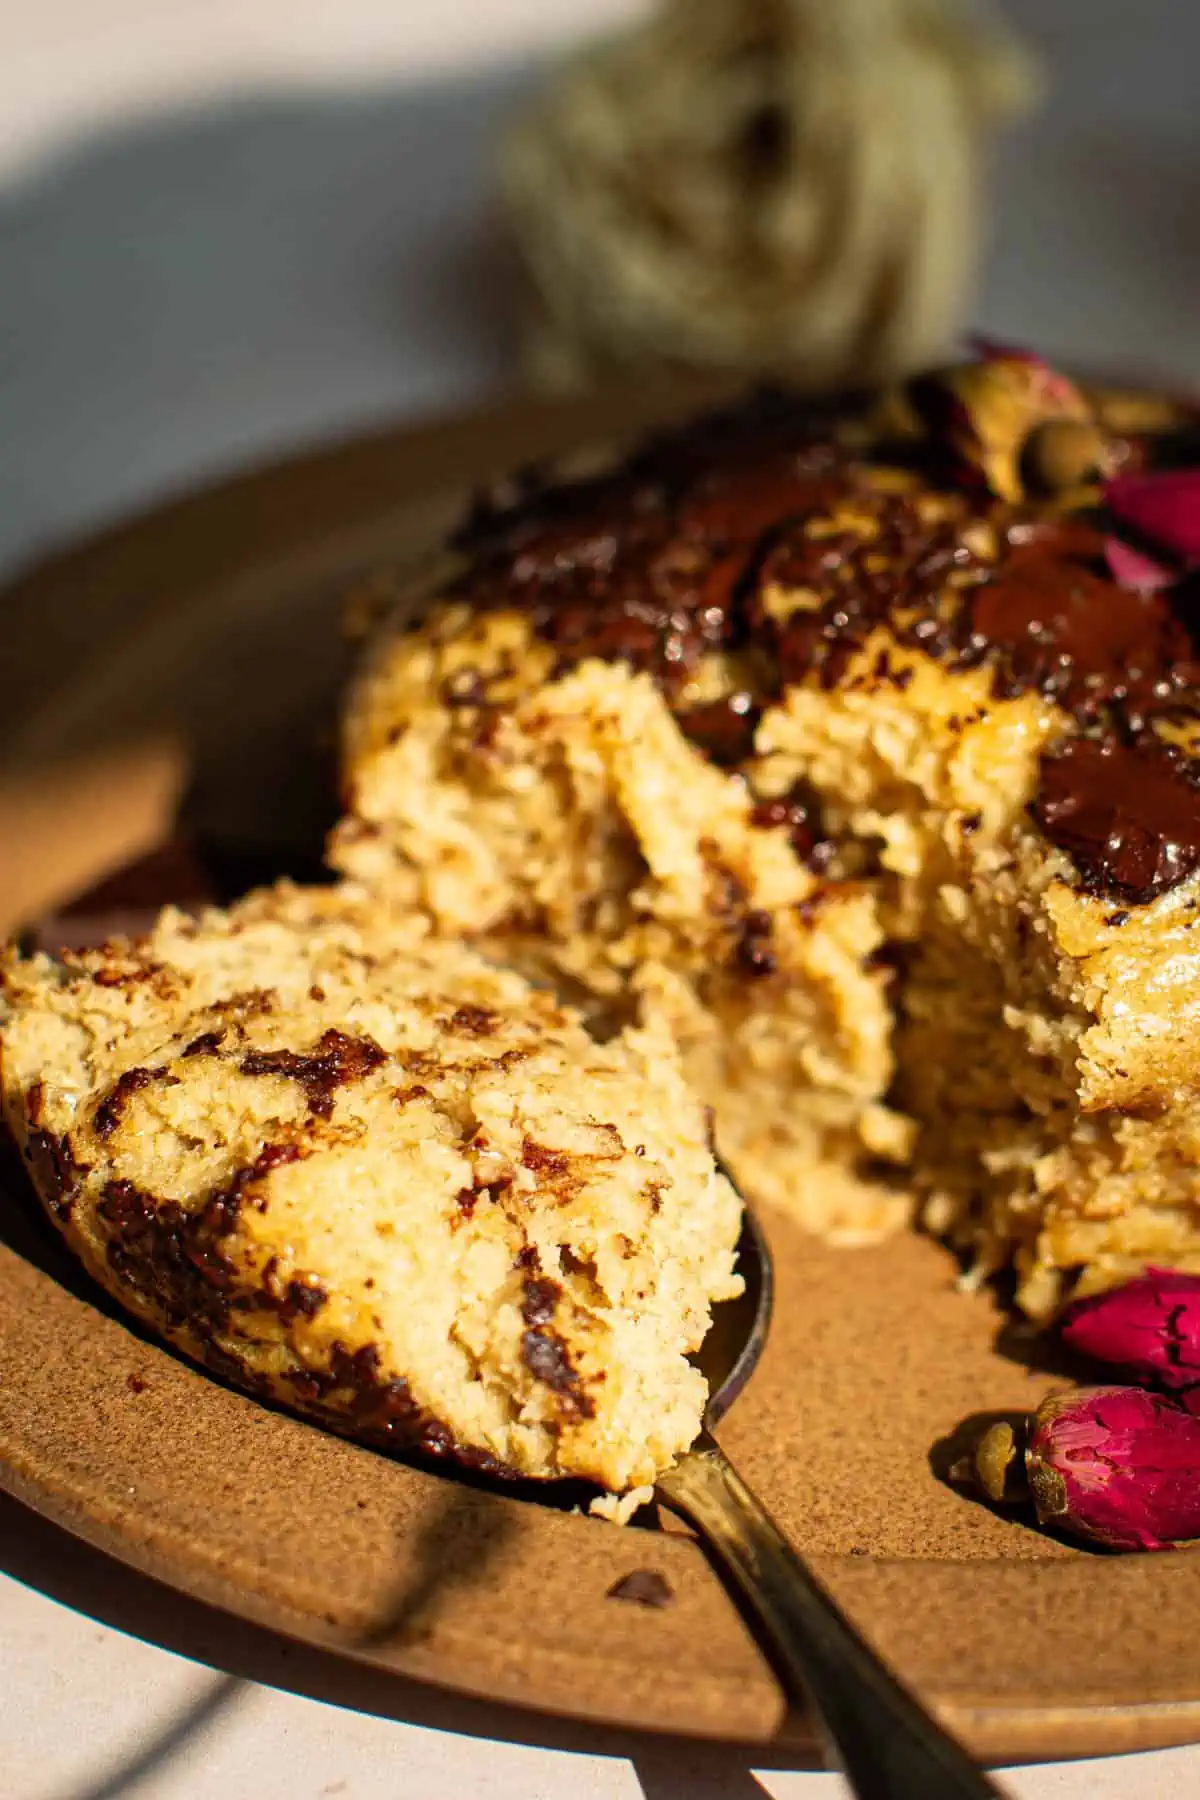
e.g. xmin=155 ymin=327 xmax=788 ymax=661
xmin=0 ymin=62 xmax=537 ymax=582
xmin=49 ymin=1675 xmax=245 ymax=1800
xmin=1 ymin=1488 xmax=824 ymax=1799
xmin=22 ymin=1484 xmax=530 ymax=1800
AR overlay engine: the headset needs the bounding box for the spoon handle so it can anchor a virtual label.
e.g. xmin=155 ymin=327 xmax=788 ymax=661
xmin=657 ymin=1432 xmax=1006 ymax=1799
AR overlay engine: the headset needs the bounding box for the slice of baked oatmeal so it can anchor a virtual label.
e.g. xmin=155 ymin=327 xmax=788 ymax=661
xmin=0 ymin=882 xmax=741 ymax=1491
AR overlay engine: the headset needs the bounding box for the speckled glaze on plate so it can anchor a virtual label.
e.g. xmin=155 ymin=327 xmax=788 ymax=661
xmin=3 ymin=384 xmax=1200 ymax=1761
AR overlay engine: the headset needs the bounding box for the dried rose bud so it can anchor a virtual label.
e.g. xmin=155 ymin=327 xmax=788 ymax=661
xmin=1028 ymin=1387 xmax=1200 ymax=1551
xmin=954 ymin=1387 xmax=1200 ymax=1552
xmin=1105 ymin=468 xmax=1200 ymax=564
xmin=911 ymin=350 xmax=1092 ymax=502
xmin=1060 ymin=1268 xmax=1200 ymax=1389
xmin=966 ymin=336 xmax=1083 ymax=408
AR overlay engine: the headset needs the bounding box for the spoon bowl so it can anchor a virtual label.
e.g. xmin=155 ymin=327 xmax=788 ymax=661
xmin=697 ymin=1197 xmax=775 ymax=1430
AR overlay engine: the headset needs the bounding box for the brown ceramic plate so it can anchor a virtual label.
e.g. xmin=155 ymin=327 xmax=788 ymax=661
xmin=3 ymin=387 xmax=1200 ymax=1762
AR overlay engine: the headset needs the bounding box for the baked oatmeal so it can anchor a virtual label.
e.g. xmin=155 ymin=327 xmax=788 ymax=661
xmin=334 ymin=352 xmax=1200 ymax=1313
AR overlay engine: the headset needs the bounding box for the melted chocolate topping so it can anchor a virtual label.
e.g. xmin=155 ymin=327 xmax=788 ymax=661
xmin=761 ymin=491 xmax=987 ymax=689
xmin=749 ymin=781 xmax=836 ymax=871
xmin=450 ymin=388 xmax=853 ymax=690
xmin=1033 ymin=738 xmax=1200 ymax=903
xmin=453 ymin=452 xmax=842 ymax=690
xmin=442 ymin=370 xmax=1200 ymax=904
xmin=678 ymin=693 xmax=761 ymax=766
xmin=963 ymin=533 xmax=1196 ymax=722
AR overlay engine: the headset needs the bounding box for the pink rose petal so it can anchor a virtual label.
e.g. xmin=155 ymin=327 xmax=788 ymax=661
xmin=1105 ymin=536 xmax=1175 ymax=592
xmin=1105 ymin=469 xmax=1200 ymax=563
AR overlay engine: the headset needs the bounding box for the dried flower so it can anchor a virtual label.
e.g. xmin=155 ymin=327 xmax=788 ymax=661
xmin=965 ymin=335 xmax=1081 ymax=407
xmin=911 ymin=351 xmax=1091 ymax=501
xmin=1105 ymin=469 xmax=1200 ymax=565
xmin=954 ymin=1386 xmax=1200 ymax=1551
xmin=1060 ymin=1268 xmax=1200 ymax=1390
xmin=1027 ymin=1387 xmax=1200 ymax=1551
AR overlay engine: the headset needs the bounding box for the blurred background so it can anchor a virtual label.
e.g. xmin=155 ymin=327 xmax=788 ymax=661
xmin=1 ymin=0 xmax=1197 ymax=580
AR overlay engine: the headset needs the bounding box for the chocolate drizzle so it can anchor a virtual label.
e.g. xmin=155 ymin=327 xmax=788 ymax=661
xmin=239 ymin=1029 xmax=386 ymax=1119
xmin=441 ymin=367 xmax=1200 ymax=905
xmin=93 ymin=1066 xmax=161 ymax=1141
xmin=520 ymin=1327 xmax=595 ymax=1418
xmin=99 ymin=1141 xmax=305 ymax=1331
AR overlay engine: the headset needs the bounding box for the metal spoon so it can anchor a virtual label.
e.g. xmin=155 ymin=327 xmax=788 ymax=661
xmin=656 ymin=1202 xmax=1006 ymax=1799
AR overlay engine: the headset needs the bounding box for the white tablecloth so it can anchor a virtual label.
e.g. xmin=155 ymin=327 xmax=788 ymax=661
xmin=3 ymin=5 xmax=1199 ymax=1795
